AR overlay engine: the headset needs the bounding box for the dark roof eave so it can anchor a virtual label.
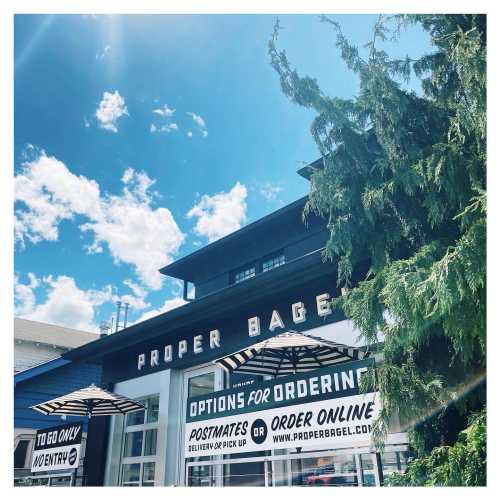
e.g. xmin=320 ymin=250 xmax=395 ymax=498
xmin=63 ymin=248 xmax=336 ymax=364
xmin=14 ymin=357 xmax=71 ymax=386
xmin=297 ymin=157 xmax=325 ymax=180
xmin=159 ymin=196 xmax=309 ymax=280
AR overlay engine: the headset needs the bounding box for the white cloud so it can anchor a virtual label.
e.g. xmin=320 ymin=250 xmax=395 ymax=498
xmin=135 ymin=296 xmax=186 ymax=324
xmin=17 ymin=274 xmax=113 ymax=333
xmin=187 ymin=182 xmax=247 ymax=243
xmin=14 ymin=272 xmax=40 ymax=316
xmin=15 ymin=151 xmax=185 ymax=290
xmin=112 ymin=280 xmax=150 ymax=311
xmin=96 ymin=45 xmax=111 ymax=60
xmin=186 ymin=112 xmax=205 ymax=128
xmin=152 ymin=104 xmax=175 ymax=117
xmin=124 ymin=279 xmax=148 ymax=300
xmin=81 ymin=167 xmax=184 ymax=290
xmin=95 ymin=90 xmax=128 ymax=132
xmin=187 ymin=131 xmax=193 ymax=138
xmin=259 ymin=182 xmax=283 ymax=201
xmin=150 ymin=123 xmax=179 ymax=134
xmin=14 ymin=152 xmax=101 ymax=244
xmin=15 ymin=272 xmax=156 ymax=332
xmin=186 ymin=111 xmax=208 ymax=137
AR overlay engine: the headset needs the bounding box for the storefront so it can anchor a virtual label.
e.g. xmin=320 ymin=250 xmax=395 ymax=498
xmin=63 ymin=195 xmax=410 ymax=486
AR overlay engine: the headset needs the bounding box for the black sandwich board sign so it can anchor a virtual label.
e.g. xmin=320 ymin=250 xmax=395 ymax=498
xmin=31 ymin=422 xmax=83 ymax=473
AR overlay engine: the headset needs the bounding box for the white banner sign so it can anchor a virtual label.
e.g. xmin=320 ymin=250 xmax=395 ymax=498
xmin=31 ymin=444 xmax=81 ymax=472
xmin=31 ymin=422 xmax=82 ymax=472
xmin=185 ymin=391 xmax=380 ymax=458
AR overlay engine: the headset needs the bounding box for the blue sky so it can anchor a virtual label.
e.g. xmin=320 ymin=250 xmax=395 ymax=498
xmin=14 ymin=14 xmax=433 ymax=332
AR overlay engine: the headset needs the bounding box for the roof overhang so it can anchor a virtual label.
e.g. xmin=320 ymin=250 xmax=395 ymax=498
xmin=160 ymin=196 xmax=309 ymax=281
xmin=297 ymin=157 xmax=325 ymax=180
xmin=14 ymin=357 xmax=71 ymax=386
xmin=63 ymin=248 xmax=337 ymax=365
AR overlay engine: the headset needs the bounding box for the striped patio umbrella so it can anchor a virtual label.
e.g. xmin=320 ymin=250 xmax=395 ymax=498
xmin=30 ymin=384 xmax=145 ymax=419
xmin=215 ymin=331 xmax=370 ymax=377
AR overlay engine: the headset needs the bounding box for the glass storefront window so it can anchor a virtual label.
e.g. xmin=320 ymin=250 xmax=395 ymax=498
xmin=146 ymin=396 xmax=159 ymax=423
xmin=122 ymin=463 xmax=140 ymax=485
xmin=360 ymin=453 xmax=376 ymax=486
xmin=123 ymin=431 xmax=143 ymax=457
xmin=125 ymin=395 xmax=159 ymax=426
xmin=188 ymin=372 xmax=215 ymax=397
xmin=121 ymin=461 xmax=156 ymax=486
xmin=223 ymin=461 xmax=267 ymax=486
xmin=125 ymin=408 xmax=145 ymax=427
xmin=381 ymin=451 xmax=410 ymax=480
xmin=187 ymin=464 xmax=216 ymax=487
xmin=49 ymin=476 xmax=73 ymax=487
xmin=144 ymin=429 xmax=157 ymax=456
xmin=290 ymin=454 xmax=358 ymax=486
xmin=142 ymin=463 xmax=155 ymax=486
xmin=185 ymin=369 xmax=222 ymax=485
xmin=120 ymin=393 xmax=159 ymax=486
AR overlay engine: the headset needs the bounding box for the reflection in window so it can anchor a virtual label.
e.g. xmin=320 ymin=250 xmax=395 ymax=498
xmin=360 ymin=453 xmax=376 ymax=486
xmin=125 ymin=408 xmax=145 ymax=427
xmin=187 ymin=464 xmax=215 ymax=487
xmin=290 ymin=454 xmax=358 ymax=486
xmin=120 ymin=394 xmax=159 ymax=486
xmin=122 ymin=463 xmax=140 ymax=485
xmin=125 ymin=395 xmax=159 ymax=426
xmin=186 ymin=371 xmax=218 ymax=472
xmin=123 ymin=431 xmax=143 ymax=457
xmin=144 ymin=429 xmax=157 ymax=456
xmin=142 ymin=463 xmax=155 ymax=486
xmin=234 ymin=267 xmax=256 ymax=284
xmin=262 ymin=254 xmax=285 ymax=273
xmin=146 ymin=396 xmax=159 ymax=423
xmin=188 ymin=372 xmax=215 ymax=397
xmin=381 ymin=451 xmax=410 ymax=479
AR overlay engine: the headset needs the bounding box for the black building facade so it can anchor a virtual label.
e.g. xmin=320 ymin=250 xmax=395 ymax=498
xmin=64 ymin=181 xmax=410 ymax=487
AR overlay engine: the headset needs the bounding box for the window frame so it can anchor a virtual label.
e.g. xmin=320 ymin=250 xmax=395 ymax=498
xmin=231 ymin=250 xmax=286 ymax=285
xmin=233 ymin=264 xmax=257 ymax=284
xmin=120 ymin=394 xmax=159 ymax=486
xmin=262 ymin=252 xmax=285 ymax=273
xmin=14 ymin=438 xmax=33 ymax=469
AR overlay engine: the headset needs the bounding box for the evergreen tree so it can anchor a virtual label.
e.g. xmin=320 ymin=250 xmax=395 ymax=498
xmin=269 ymin=14 xmax=486 ymax=483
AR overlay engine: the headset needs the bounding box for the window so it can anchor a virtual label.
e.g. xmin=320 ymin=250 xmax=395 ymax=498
xmin=14 ymin=439 xmax=31 ymax=469
xmin=233 ymin=253 xmax=285 ymax=284
xmin=121 ymin=462 xmax=155 ymax=487
xmin=381 ymin=451 xmax=410 ymax=478
xmin=262 ymin=253 xmax=285 ymax=273
xmin=144 ymin=430 xmax=157 ymax=456
xmin=120 ymin=394 xmax=159 ymax=486
xmin=125 ymin=408 xmax=145 ymax=427
xmin=188 ymin=372 xmax=216 ymax=398
xmin=122 ymin=463 xmax=140 ymax=486
xmin=142 ymin=462 xmax=156 ymax=486
xmin=146 ymin=397 xmax=159 ymax=423
xmin=234 ymin=266 xmax=256 ymax=284
xmin=123 ymin=431 xmax=143 ymax=458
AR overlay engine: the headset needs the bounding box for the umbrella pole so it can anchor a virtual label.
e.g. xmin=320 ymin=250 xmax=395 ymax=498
xmin=82 ymin=413 xmax=92 ymax=486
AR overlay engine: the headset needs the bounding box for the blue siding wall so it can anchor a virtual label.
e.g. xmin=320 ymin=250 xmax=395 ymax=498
xmin=14 ymin=361 xmax=102 ymax=430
